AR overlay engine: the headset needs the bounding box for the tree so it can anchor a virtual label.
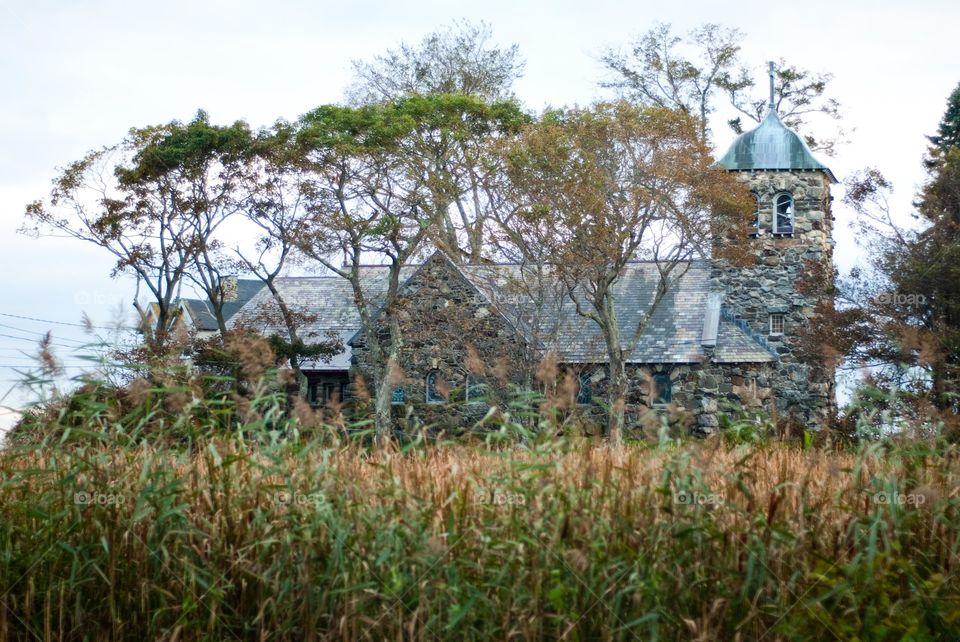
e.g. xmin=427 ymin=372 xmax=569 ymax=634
xmin=725 ymin=59 xmax=844 ymax=155
xmin=897 ymin=84 xmax=960 ymax=416
xmin=836 ymin=169 xmax=958 ymax=434
xmin=349 ymin=26 xmax=529 ymax=262
xmin=835 ymin=84 xmax=960 ymax=434
xmin=391 ymin=95 xmax=527 ymax=262
xmin=144 ymin=112 xmax=253 ymax=339
xmin=295 ymin=99 xmax=457 ymax=441
xmin=601 ymin=23 xmax=843 ymax=153
xmin=601 ymin=23 xmax=750 ymax=144
xmin=231 ymin=122 xmax=343 ymax=381
xmin=346 ymin=20 xmax=524 ymax=105
xmin=487 ymin=198 xmax=570 ymax=391
xmin=22 ymin=111 xmax=251 ymax=351
xmin=928 ymin=81 xmax=960 ymax=153
xmin=502 ymin=101 xmax=752 ymax=444
xmin=828 ymin=170 xmax=916 ymax=378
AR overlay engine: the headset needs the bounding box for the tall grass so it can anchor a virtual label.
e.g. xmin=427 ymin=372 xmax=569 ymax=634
xmin=2 ymin=429 xmax=959 ymax=640
xmin=2 ymin=355 xmax=959 ymax=640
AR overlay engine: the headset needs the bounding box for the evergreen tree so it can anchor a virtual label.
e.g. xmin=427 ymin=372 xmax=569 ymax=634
xmin=929 ymin=81 xmax=960 ymax=153
xmin=888 ymin=83 xmax=960 ymax=417
xmin=835 ymin=82 xmax=960 ymax=432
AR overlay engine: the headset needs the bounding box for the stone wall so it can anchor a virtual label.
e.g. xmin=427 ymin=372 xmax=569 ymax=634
xmin=570 ymin=361 xmax=774 ymax=435
xmin=711 ymin=169 xmax=836 ymax=427
xmin=347 ymin=212 xmax=833 ymax=435
xmin=350 ymin=252 xmax=529 ymax=429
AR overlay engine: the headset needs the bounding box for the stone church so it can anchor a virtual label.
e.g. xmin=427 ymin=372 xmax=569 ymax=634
xmin=230 ymin=103 xmax=837 ymax=433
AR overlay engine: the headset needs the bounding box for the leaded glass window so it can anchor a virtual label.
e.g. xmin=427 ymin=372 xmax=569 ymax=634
xmin=425 ymin=371 xmax=445 ymax=404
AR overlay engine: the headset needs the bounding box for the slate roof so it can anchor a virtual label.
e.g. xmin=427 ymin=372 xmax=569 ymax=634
xmin=181 ymin=279 xmax=265 ymax=331
xmin=228 ymin=256 xmax=774 ymax=370
xmin=228 ymin=268 xmax=417 ymax=370
xmin=714 ymin=321 xmax=775 ymax=364
xmin=460 ymin=261 xmax=773 ymax=364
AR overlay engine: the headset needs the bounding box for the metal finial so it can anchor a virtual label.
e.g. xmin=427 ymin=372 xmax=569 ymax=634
xmin=768 ymin=61 xmax=776 ymax=113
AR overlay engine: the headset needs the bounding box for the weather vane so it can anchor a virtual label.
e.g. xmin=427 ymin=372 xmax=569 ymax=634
xmin=768 ymin=60 xmax=776 ymax=113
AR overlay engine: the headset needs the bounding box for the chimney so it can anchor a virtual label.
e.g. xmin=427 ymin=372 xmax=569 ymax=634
xmin=221 ymin=275 xmax=238 ymax=302
xmin=701 ymin=292 xmax=721 ymax=347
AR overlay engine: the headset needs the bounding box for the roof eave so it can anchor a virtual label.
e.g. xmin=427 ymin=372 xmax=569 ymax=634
xmin=724 ymin=167 xmax=838 ymax=184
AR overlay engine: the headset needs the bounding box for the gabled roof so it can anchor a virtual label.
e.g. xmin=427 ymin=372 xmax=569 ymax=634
xmin=181 ymin=279 xmax=265 ymax=331
xmin=717 ymin=110 xmax=837 ymax=183
xmin=460 ymin=260 xmax=773 ymax=364
xmin=227 ymin=267 xmax=417 ymax=370
xmin=228 ymin=253 xmax=774 ymax=369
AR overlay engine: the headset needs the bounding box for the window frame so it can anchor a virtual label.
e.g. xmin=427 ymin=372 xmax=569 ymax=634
xmin=465 ymin=375 xmax=487 ymax=404
xmin=425 ymin=370 xmax=446 ymax=404
xmin=652 ymin=373 xmax=672 ymax=406
xmin=322 ymin=382 xmax=344 ymax=404
xmin=773 ymin=192 xmax=795 ymax=236
xmin=576 ymin=374 xmax=592 ymax=405
xmin=391 ymin=386 xmax=406 ymax=406
xmin=769 ymin=313 xmax=785 ymax=336
xmin=308 ymin=380 xmax=346 ymax=407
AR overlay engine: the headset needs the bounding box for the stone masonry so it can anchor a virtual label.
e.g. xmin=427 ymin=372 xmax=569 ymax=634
xmin=712 ymin=170 xmax=836 ymax=427
xmin=232 ymin=104 xmax=839 ymax=435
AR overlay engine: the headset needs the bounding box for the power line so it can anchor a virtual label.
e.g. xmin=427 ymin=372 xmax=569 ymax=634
xmin=0 ymin=345 xmax=110 ymax=352
xmin=0 ymin=362 xmax=108 ymax=369
xmin=0 ymin=363 xmax=100 ymax=368
xmin=0 ymin=333 xmax=99 ymax=351
xmin=0 ymin=312 xmax=132 ymax=331
xmin=0 ymin=355 xmax=105 ymax=364
xmin=0 ymin=324 xmax=93 ymax=347
xmin=0 ymin=321 xmax=91 ymax=339
xmin=0 ymin=359 xmax=102 ymax=365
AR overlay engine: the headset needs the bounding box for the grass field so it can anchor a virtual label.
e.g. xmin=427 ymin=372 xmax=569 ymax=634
xmin=1 ymin=427 xmax=958 ymax=640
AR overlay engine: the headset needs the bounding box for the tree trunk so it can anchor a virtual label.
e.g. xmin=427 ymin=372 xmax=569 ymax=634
xmin=601 ymin=296 xmax=626 ymax=446
xmin=214 ymin=303 xmax=229 ymax=340
xmin=607 ymin=353 xmax=627 ymax=447
xmin=265 ymin=279 xmax=304 ymax=386
xmin=374 ymin=369 xmax=394 ymax=446
xmin=374 ymin=316 xmax=404 ymax=446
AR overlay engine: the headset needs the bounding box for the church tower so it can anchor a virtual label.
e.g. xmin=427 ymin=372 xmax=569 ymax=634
xmin=714 ymin=62 xmax=837 ymax=427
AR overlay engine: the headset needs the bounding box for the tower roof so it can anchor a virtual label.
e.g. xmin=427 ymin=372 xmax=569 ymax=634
xmin=717 ymin=110 xmax=837 ymax=183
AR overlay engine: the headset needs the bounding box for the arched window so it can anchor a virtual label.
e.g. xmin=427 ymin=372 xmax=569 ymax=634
xmin=425 ymin=370 xmax=445 ymax=404
xmin=774 ymin=193 xmax=794 ymax=235
xmin=653 ymin=373 xmax=672 ymax=406
xmin=576 ymin=374 xmax=592 ymax=405
xmin=466 ymin=375 xmax=487 ymax=403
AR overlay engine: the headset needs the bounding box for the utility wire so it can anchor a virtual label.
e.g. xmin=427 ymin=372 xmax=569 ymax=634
xmin=0 ymin=365 xmax=99 ymax=369
xmin=0 ymin=324 xmax=94 ymax=347
xmin=0 ymin=356 xmax=105 ymax=364
xmin=0 ymin=312 xmax=132 ymax=331
xmin=0 ymin=333 xmax=99 ymax=351
xmin=0 ymin=321 xmax=93 ymax=339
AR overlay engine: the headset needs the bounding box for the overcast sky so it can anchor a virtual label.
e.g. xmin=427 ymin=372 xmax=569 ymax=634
xmin=1 ymin=0 xmax=957 ymax=425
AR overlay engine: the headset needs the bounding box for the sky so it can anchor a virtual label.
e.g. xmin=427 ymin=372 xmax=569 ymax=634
xmin=0 ymin=0 xmax=957 ymax=426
